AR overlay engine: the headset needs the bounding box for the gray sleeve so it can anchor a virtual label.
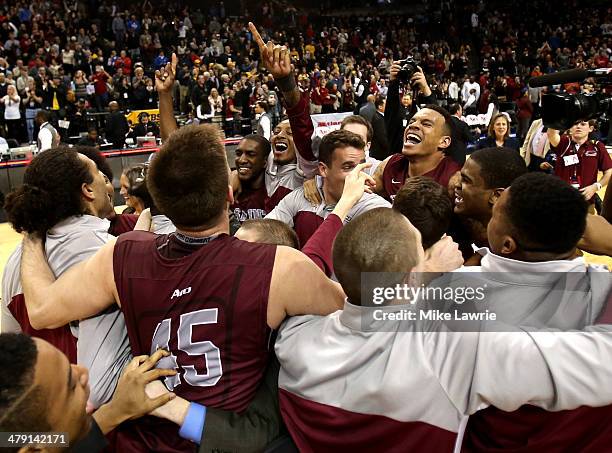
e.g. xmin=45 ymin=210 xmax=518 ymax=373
xmin=265 ymin=190 xmax=302 ymax=227
xmin=78 ymin=309 xmax=132 ymax=408
xmin=1 ymin=247 xmax=23 ymax=333
xmin=346 ymin=194 xmax=392 ymax=223
xmin=466 ymin=328 xmax=612 ymax=414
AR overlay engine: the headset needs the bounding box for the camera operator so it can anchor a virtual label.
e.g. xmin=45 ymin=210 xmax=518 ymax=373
xmin=547 ymin=119 xmax=612 ymax=211
xmin=385 ymin=61 xmax=436 ymax=155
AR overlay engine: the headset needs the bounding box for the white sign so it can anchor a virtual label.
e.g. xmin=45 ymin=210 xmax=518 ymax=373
xmin=311 ymin=112 xmax=352 ymax=138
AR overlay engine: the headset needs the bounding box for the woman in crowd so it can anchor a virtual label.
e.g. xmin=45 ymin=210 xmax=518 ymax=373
xmin=209 ymin=87 xmax=224 ymax=118
xmin=22 ymin=79 xmax=43 ymax=143
xmin=72 ymin=70 xmax=89 ymax=101
xmin=476 ymin=113 xmax=519 ymax=151
xmin=2 ymin=85 xmax=23 ymax=143
xmin=119 ymin=164 xmax=153 ymax=215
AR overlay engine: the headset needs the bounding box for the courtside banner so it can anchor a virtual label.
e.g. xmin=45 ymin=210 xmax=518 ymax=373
xmin=311 ymin=112 xmax=352 ymax=138
xmin=358 ymin=272 xmax=612 ymax=332
xmin=125 ymin=109 xmax=160 ymax=126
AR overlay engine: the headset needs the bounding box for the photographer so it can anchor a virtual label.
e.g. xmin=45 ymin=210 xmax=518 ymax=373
xmin=547 ymin=120 xmax=612 ymax=211
xmin=385 ymin=61 xmax=436 ymax=155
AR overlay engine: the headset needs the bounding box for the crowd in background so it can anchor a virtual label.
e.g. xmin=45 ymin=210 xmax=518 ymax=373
xmin=0 ymin=0 xmax=610 ymax=147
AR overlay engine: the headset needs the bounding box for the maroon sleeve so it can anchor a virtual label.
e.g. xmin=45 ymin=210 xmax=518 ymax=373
xmin=597 ymin=142 xmax=612 ymax=172
xmin=301 ymin=213 xmax=343 ymax=277
xmin=108 ymin=214 xmax=139 ymax=236
xmin=286 ymin=91 xmax=317 ymax=162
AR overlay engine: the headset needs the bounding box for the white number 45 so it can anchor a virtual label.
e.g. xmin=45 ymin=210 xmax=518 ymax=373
xmin=151 ymin=308 xmax=223 ymax=390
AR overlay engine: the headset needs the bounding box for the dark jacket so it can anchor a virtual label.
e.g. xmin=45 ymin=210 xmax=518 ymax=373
xmin=475 ymin=136 xmax=520 ymax=151
xmin=105 ymin=111 xmax=130 ymax=148
xmin=384 ymin=79 xmax=436 ymax=155
xmin=450 ymin=115 xmax=475 ymax=165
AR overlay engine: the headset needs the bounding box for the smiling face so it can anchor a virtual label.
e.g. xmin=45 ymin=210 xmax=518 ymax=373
xmin=270 ymin=120 xmax=297 ymax=165
xmin=235 ymin=138 xmax=268 ymax=184
xmin=402 ymin=108 xmax=451 ymax=158
xmin=454 ymin=158 xmax=494 ymax=222
xmin=78 ymin=154 xmax=114 ymax=219
xmin=33 ymin=338 xmax=92 ymax=445
xmin=492 ymin=116 xmax=508 ymax=140
xmin=120 ymin=173 xmax=135 ymax=209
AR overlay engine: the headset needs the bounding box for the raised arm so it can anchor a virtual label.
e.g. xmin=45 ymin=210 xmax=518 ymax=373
xmin=578 ymin=214 xmax=612 ymax=256
xmin=267 ymin=246 xmax=345 ymax=329
xmin=155 ymin=53 xmax=178 ymax=141
xmin=20 ymin=235 xmax=119 ymax=329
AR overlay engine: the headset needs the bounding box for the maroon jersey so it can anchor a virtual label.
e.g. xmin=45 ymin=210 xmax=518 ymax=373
xmin=9 ymin=294 xmax=77 ymax=363
xmin=108 ymin=213 xmax=139 ymax=236
xmin=382 ymin=153 xmax=461 ymax=200
xmin=265 ymin=185 xmax=293 ymax=211
xmin=113 ymin=231 xmax=276 ymax=453
xmin=231 ymin=185 xmax=268 ymax=222
xmin=552 ymin=136 xmax=612 ymax=189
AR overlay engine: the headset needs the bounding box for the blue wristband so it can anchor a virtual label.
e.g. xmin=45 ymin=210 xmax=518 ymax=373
xmin=178 ymin=403 xmax=206 ymax=444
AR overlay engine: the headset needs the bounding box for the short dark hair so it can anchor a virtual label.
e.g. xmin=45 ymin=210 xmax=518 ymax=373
xmin=4 ymin=148 xmax=92 ymax=236
xmin=239 ymin=219 xmax=299 ymax=248
xmin=242 ymin=134 xmax=271 ymax=158
xmin=392 ymin=176 xmax=452 ymax=249
xmin=35 ymin=109 xmax=51 ymax=123
xmin=470 ymin=147 xmax=527 ymax=189
xmin=256 ymin=100 xmax=269 ymax=112
xmin=448 ymin=103 xmax=462 ymax=115
xmin=318 ymin=129 xmax=365 ymax=167
xmin=333 ymin=208 xmax=421 ymax=305
xmin=424 ymin=104 xmax=453 ymax=136
xmin=341 ymin=115 xmax=373 ymax=142
xmin=0 ymin=333 xmax=50 ymax=444
xmin=75 ymin=146 xmax=113 ymax=180
xmin=148 ymin=125 xmax=228 ymax=229
xmin=374 ymin=95 xmax=385 ymax=109
xmin=506 ymin=173 xmax=588 ymax=253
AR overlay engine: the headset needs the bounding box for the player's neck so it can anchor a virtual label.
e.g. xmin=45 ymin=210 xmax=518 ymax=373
xmin=175 ymin=215 xmax=230 ymax=238
xmin=322 ymin=182 xmax=339 ymax=206
xmin=244 ymin=172 xmax=264 ymax=191
xmin=407 ymin=152 xmax=444 ymax=178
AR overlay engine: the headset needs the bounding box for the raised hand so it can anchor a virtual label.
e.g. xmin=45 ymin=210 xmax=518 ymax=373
xmin=423 ymin=235 xmax=464 ymax=273
xmin=248 ymin=22 xmax=291 ymax=80
xmin=155 ymin=53 xmax=177 ymax=95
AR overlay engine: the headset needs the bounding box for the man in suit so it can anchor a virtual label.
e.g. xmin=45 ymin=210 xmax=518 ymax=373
xmin=369 ymin=95 xmax=390 ymax=160
xmin=358 ymin=94 xmax=376 ymax=123
xmin=105 ymin=101 xmax=129 ymax=149
xmin=448 ymin=103 xmax=474 ymax=165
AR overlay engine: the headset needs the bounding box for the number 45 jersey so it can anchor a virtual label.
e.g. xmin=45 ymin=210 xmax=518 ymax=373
xmin=113 ymin=230 xmax=277 ymax=453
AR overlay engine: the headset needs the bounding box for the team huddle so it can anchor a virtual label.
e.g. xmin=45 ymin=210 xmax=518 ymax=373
xmin=1 ymin=22 xmax=612 ymax=453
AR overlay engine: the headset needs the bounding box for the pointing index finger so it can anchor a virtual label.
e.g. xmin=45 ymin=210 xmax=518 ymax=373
xmin=248 ymin=22 xmax=266 ymax=48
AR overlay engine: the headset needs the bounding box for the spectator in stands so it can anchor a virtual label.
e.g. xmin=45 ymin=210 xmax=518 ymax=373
xmin=255 ymin=100 xmax=272 ymax=141
xmin=369 ymin=95 xmax=389 ymax=160
xmin=77 ymin=127 xmax=102 ymax=147
xmin=22 ymin=78 xmax=43 ymax=143
xmin=475 ymin=113 xmax=519 ymax=151
xmin=105 ymin=101 xmax=129 ymax=149
xmin=119 ymin=164 xmax=153 ymax=215
xmin=515 ymin=89 xmax=533 ymax=143
xmin=520 ymin=118 xmax=550 ymax=172
xmin=1 ymin=84 xmax=23 ymax=143
xmin=130 ymin=112 xmax=159 ymax=139
xmin=448 ymin=103 xmax=474 ymax=165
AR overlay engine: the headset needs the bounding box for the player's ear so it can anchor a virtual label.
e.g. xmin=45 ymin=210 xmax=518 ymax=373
xmin=227 ymin=184 xmax=235 ymax=206
xmin=318 ymin=162 xmax=328 ymax=178
xmin=81 ymin=181 xmax=95 ymax=202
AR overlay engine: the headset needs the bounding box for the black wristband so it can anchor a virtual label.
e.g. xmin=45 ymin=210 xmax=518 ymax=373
xmin=276 ymin=75 xmax=297 ymax=93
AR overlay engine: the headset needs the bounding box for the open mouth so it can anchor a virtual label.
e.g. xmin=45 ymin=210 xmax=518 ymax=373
xmin=454 ymin=189 xmax=464 ymax=206
xmin=237 ymin=166 xmax=251 ymax=175
xmin=404 ymin=132 xmax=422 ymax=145
xmin=273 ymin=142 xmax=289 ymax=153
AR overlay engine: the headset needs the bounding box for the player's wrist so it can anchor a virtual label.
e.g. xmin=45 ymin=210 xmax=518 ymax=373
xmin=594 ymin=182 xmax=602 ymax=191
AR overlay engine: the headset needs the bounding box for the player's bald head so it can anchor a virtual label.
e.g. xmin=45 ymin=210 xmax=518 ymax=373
xmin=333 ymin=208 xmax=423 ymax=305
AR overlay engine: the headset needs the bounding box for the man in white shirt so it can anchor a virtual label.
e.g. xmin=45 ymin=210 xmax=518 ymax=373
xmin=35 ymin=110 xmax=60 ymax=151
